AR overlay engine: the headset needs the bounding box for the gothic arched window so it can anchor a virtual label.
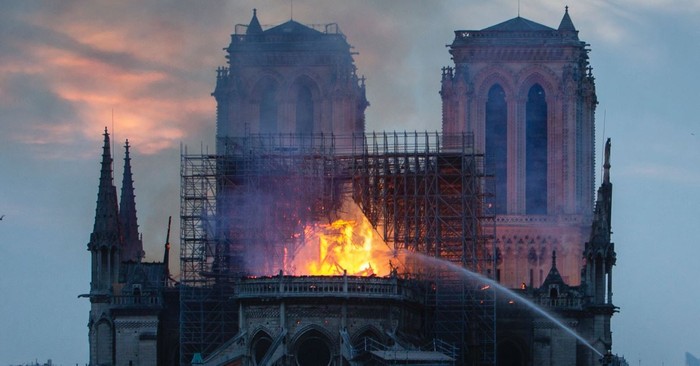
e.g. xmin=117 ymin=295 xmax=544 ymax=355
xmin=485 ymin=84 xmax=507 ymax=214
xmin=260 ymin=83 xmax=277 ymax=134
xmin=296 ymin=85 xmax=314 ymax=135
xmin=526 ymin=84 xmax=547 ymax=214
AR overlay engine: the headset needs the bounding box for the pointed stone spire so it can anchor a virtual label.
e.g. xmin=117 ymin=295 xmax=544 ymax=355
xmin=542 ymin=250 xmax=566 ymax=287
xmin=90 ymin=128 xmax=122 ymax=246
xmin=246 ymin=8 xmax=263 ymax=35
xmin=119 ymin=139 xmax=144 ymax=262
xmin=583 ymin=138 xmax=615 ymax=304
xmin=603 ymin=137 xmax=611 ymax=185
xmin=590 ymin=138 xmax=613 ymax=244
xmin=558 ymin=6 xmax=577 ymax=32
xmin=88 ymin=128 xmax=122 ymax=293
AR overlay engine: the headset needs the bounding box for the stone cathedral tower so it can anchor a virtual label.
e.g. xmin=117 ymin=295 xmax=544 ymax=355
xmin=85 ymin=130 xmax=176 ymax=366
xmin=87 ymin=129 xmax=123 ymax=366
xmin=441 ymin=8 xmax=597 ymax=288
xmin=212 ymin=9 xmax=368 ymax=152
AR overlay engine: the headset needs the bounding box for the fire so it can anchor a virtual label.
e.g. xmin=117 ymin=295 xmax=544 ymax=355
xmin=289 ymin=202 xmax=394 ymax=276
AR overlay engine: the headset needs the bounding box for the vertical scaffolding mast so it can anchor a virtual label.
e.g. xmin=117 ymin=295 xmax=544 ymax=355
xmin=180 ymin=152 xmax=237 ymax=365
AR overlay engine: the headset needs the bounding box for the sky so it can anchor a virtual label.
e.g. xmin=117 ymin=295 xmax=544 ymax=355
xmin=1 ymin=0 xmax=699 ymax=365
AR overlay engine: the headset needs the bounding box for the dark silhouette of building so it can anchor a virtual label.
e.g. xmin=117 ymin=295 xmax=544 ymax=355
xmin=82 ymin=131 xmax=178 ymax=366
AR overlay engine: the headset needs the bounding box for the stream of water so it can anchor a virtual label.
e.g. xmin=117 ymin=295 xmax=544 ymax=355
xmin=408 ymin=252 xmax=603 ymax=357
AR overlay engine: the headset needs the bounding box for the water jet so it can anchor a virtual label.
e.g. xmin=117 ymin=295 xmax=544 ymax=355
xmin=407 ymin=251 xmax=604 ymax=357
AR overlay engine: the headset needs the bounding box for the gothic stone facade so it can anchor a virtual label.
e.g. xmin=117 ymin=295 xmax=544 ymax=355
xmin=440 ymin=9 xmax=598 ymax=289
xmin=85 ymin=8 xmax=617 ymax=366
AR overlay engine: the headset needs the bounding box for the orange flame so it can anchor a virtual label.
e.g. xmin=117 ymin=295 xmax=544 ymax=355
xmin=289 ymin=202 xmax=394 ymax=276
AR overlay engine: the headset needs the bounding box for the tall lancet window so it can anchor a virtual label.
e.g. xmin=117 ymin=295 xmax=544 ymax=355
xmin=485 ymin=84 xmax=508 ymax=214
xmin=260 ymin=84 xmax=277 ymax=134
xmin=526 ymin=84 xmax=548 ymax=214
xmin=296 ymin=85 xmax=314 ymax=135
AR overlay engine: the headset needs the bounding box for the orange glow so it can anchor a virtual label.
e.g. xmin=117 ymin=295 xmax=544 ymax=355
xmin=289 ymin=202 xmax=394 ymax=276
xmin=10 ymin=26 xmax=214 ymax=158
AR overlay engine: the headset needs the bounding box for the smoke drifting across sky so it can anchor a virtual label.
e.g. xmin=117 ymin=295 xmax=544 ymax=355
xmin=1 ymin=1 xmax=700 ymax=365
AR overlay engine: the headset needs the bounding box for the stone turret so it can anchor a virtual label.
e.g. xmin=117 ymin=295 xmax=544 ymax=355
xmin=88 ymin=127 xmax=122 ymax=294
xmin=582 ymin=138 xmax=616 ymax=358
xmin=557 ymin=6 xmax=578 ymax=33
xmin=87 ymin=127 xmax=121 ymax=366
xmin=583 ymin=138 xmax=615 ymax=304
xmin=213 ymin=9 xmax=368 ymax=152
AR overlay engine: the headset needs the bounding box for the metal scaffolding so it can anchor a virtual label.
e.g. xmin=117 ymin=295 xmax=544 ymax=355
xmin=216 ymin=134 xmax=356 ymax=275
xmin=180 ymin=134 xmax=355 ymax=363
xmin=351 ymin=132 xmax=496 ymax=365
xmin=180 ymin=132 xmax=495 ymax=365
xmin=180 ymin=153 xmax=237 ymax=365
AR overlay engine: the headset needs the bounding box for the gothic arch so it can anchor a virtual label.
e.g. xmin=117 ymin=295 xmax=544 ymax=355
xmin=290 ymin=324 xmax=336 ymax=348
xmin=250 ymin=75 xmax=281 ymax=134
xmin=350 ymin=325 xmax=383 ymax=345
xmin=250 ymin=329 xmax=274 ymax=366
xmin=486 ymin=84 xmax=509 ymax=214
xmin=93 ymin=317 xmax=114 ymax=366
xmin=289 ymin=75 xmax=322 ymax=135
xmin=473 ymin=66 xmax=516 ymax=99
xmin=291 ymin=326 xmax=336 ymax=366
xmin=285 ymin=71 xmax=324 ymax=96
xmin=524 ymin=83 xmax=548 ymax=214
xmin=288 ymin=75 xmax=321 ymax=100
xmin=249 ymin=73 xmax=284 ymax=102
xmin=515 ymin=65 xmax=558 ymax=98
xmin=469 ymin=69 xmax=517 ymax=215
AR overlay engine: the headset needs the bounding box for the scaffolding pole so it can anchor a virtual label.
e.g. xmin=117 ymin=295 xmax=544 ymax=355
xmin=180 ymin=153 xmax=237 ymax=365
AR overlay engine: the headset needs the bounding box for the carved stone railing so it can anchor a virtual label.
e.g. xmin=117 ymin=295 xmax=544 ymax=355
xmin=494 ymin=214 xmax=590 ymax=225
xmin=111 ymin=294 xmax=162 ymax=307
xmin=234 ymin=274 xmax=421 ymax=302
xmin=533 ymin=297 xmax=583 ymax=310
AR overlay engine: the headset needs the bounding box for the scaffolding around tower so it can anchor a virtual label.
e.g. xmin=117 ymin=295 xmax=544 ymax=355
xmin=180 ymin=132 xmax=495 ymax=365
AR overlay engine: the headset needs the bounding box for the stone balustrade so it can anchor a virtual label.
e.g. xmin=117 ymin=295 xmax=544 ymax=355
xmin=533 ymin=297 xmax=583 ymax=309
xmin=234 ymin=274 xmax=421 ymax=302
xmin=112 ymin=294 xmax=162 ymax=307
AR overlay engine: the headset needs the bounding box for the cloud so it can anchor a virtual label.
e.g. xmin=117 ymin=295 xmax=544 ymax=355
xmin=0 ymin=1 xmax=226 ymax=159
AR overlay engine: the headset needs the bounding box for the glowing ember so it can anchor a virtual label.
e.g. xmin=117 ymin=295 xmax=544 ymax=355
xmin=289 ymin=202 xmax=393 ymax=276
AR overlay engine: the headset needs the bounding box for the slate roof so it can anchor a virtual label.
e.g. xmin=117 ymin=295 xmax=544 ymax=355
xmin=542 ymin=251 xmax=568 ymax=288
xmin=265 ymin=20 xmax=323 ymax=36
xmin=246 ymin=9 xmax=263 ymax=35
xmin=119 ymin=261 xmax=166 ymax=289
xmin=558 ymin=8 xmax=577 ymax=31
xmin=482 ymin=17 xmax=555 ymax=32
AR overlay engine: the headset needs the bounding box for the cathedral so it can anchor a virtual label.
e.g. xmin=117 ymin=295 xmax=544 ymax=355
xmin=83 ymin=7 xmax=624 ymax=366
